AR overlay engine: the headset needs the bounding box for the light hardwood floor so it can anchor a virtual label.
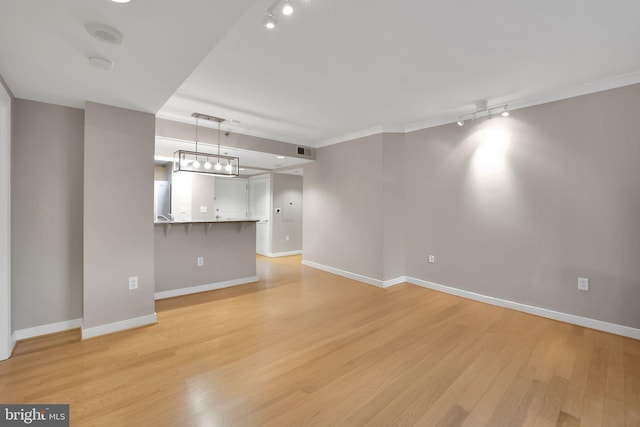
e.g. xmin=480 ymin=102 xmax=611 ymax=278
xmin=1 ymin=255 xmax=639 ymax=426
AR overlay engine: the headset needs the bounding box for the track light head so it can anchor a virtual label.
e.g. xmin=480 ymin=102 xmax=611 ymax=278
xmin=501 ymin=107 xmax=510 ymax=117
xmin=457 ymin=120 xmax=464 ymax=127
xmin=282 ymin=0 xmax=294 ymax=16
xmin=264 ymin=13 xmax=278 ymax=29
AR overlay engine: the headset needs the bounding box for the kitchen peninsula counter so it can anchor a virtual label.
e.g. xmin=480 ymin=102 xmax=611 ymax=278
xmin=154 ymin=220 xmax=258 ymax=299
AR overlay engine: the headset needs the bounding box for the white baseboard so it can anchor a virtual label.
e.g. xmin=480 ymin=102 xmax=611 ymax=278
xmin=302 ymin=259 xmax=407 ymax=289
xmin=81 ymin=313 xmax=157 ymax=340
xmin=14 ymin=318 xmax=83 ymax=341
xmin=406 ymin=277 xmax=640 ymax=340
xmin=154 ymin=275 xmax=259 ymax=300
xmin=382 ymin=276 xmax=407 ymax=288
xmin=267 ymin=250 xmax=302 ymax=258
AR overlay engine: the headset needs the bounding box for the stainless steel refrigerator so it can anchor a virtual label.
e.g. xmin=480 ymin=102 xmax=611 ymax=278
xmin=154 ymin=181 xmax=171 ymax=221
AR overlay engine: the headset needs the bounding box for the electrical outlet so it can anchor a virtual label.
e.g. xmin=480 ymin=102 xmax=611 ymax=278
xmin=180 ymin=206 xmax=186 ymax=213
xmin=197 ymin=257 xmax=204 ymax=267
xmin=578 ymin=277 xmax=589 ymax=291
xmin=429 ymin=255 xmax=435 ymax=263
xmin=200 ymin=206 xmax=208 ymax=213
xmin=285 ymin=235 xmax=290 ymax=241
xmin=128 ymin=276 xmax=138 ymax=290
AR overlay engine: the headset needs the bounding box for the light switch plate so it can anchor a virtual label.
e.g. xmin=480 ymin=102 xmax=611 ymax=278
xmin=200 ymin=206 xmax=208 ymax=213
xmin=197 ymin=257 xmax=204 ymax=267
xmin=128 ymin=276 xmax=138 ymax=290
xmin=429 ymin=255 xmax=435 ymax=263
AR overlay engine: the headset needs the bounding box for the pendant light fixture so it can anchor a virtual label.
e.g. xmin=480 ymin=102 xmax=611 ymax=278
xmin=173 ymin=113 xmax=240 ymax=177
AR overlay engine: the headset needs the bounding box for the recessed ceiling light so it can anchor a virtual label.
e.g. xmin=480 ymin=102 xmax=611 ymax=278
xmin=85 ymin=22 xmax=125 ymax=45
xmin=88 ymin=57 xmax=114 ymax=71
xmin=110 ymin=0 xmax=132 ymax=3
xmin=239 ymin=168 xmax=246 ymax=171
xmin=276 ymin=156 xmax=285 ymax=159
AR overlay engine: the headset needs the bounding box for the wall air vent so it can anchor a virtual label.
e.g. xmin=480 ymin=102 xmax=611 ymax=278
xmin=297 ymin=147 xmax=313 ymax=156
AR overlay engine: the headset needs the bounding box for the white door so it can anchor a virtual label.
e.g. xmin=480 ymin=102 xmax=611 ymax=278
xmin=214 ymin=177 xmax=248 ymax=220
xmin=0 ymin=82 xmax=12 ymax=360
xmin=249 ymin=174 xmax=270 ymax=256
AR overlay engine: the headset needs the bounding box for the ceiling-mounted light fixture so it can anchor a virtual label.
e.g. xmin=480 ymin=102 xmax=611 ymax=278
xmin=282 ymin=0 xmax=294 ymax=16
xmin=455 ymin=100 xmax=511 ymax=126
xmin=174 ymin=113 xmax=240 ymax=177
xmin=264 ymin=13 xmax=278 ymax=29
xmin=264 ymin=0 xmax=302 ymax=29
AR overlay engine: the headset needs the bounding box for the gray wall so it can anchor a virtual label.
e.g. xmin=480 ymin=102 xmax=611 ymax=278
xmin=83 ymin=102 xmax=156 ymax=329
xmin=271 ymin=173 xmax=303 ymax=254
xmin=11 ymin=99 xmax=84 ymax=329
xmin=303 ymin=134 xmax=384 ymax=279
xmin=303 ymin=83 xmax=640 ymax=328
xmin=405 ymin=84 xmax=640 ymax=328
xmin=154 ymin=223 xmax=256 ymax=292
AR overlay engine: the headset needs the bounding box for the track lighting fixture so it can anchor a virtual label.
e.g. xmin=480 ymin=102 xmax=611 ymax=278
xmin=263 ymin=0 xmax=301 ymax=29
xmin=282 ymin=0 xmax=294 ymax=15
xmin=264 ymin=13 xmax=278 ymax=29
xmin=456 ymin=100 xmax=510 ymax=126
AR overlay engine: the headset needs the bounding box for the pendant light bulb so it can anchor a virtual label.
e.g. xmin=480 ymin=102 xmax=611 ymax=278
xmin=225 ymin=162 xmax=233 ymax=172
xmin=282 ymin=1 xmax=294 ymax=16
xmin=215 ymin=161 xmax=222 ymax=171
xmin=204 ymin=158 xmax=212 ymax=170
xmin=192 ymin=159 xmax=200 ymax=168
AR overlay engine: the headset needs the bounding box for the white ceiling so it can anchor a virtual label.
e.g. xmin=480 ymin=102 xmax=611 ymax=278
xmin=2 ymin=1 xmax=639 ymax=148
xmin=0 ymin=0 xmax=255 ymax=113
xmin=160 ymin=0 xmax=640 ymax=146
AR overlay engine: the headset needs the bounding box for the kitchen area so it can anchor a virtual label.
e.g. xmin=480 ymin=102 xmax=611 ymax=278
xmin=152 ymin=115 xmax=311 ymax=299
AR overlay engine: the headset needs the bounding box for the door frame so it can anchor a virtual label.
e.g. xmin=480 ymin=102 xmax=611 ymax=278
xmin=0 ymin=82 xmax=12 ymax=360
xmin=248 ymin=174 xmax=271 ymax=256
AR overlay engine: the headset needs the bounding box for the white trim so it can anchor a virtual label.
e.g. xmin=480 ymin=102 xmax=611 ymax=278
xmin=302 ymin=259 xmax=385 ymax=288
xmin=406 ymin=277 xmax=640 ymax=340
xmin=0 ymin=82 xmax=11 ymax=361
xmin=266 ymin=250 xmax=302 ymax=258
xmin=315 ymin=126 xmax=385 ymax=148
xmin=382 ymin=276 xmax=407 ymax=288
xmin=81 ymin=313 xmax=157 ymax=340
xmin=154 ymin=275 xmax=259 ymax=300
xmin=14 ymin=318 xmax=83 ymax=341
xmin=318 ymin=71 xmax=640 ymax=148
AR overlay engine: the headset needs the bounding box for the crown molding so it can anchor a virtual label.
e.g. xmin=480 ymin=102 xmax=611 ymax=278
xmin=160 ymin=71 xmax=640 ymax=150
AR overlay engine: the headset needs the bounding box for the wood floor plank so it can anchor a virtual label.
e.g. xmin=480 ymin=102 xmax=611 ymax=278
xmin=0 ymin=255 xmax=638 ymax=426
